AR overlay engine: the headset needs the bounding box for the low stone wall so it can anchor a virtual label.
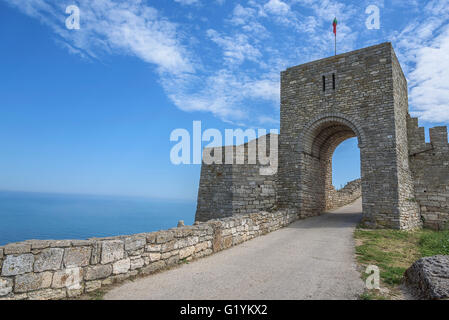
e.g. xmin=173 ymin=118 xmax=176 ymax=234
xmin=0 ymin=209 xmax=298 ymax=300
xmin=326 ymin=179 xmax=362 ymax=211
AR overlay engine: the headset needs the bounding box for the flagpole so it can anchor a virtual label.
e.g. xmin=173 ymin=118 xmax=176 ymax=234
xmin=335 ymin=32 xmax=336 ymax=56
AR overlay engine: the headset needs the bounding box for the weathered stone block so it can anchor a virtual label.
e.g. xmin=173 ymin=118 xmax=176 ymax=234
xmin=145 ymin=244 xmax=161 ymax=252
xmin=147 ymin=253 xmax=161 ymax=263
xmin=124 ymin=237 xmax=146 ymax=252
xmin=101 ymin=240 xmax=124 ymax=264
xmin=113 ymin=258 xmax=130 ymax=274
xmin=91 ymin=242 xmax=101 ymax=265
xmin=71 ymin=240 xmax=94 ymax=247
xmin=52 ymin=267 xmax=82 ymax=289
xmin=50 ymin=240 xmax=72 ymax=248
xmin=85 ymin=264 xmax=112 ymax=281
xmin=404 ymin=255 xmax=449 ymax=300
xmin=34 ymin=248 xmax=64 ymax=272
xmin=195 ymin=242 xmax=208 ymax=253
xmin=63 ymin=246 xmax=92 ymax=267
xmin=179 ymin=246 xmax=195 ymax=260
xmin=85 ymin=280 xmax=102 ymax=293
xmin=4 ymin=243 xmax=31 ymax=255
xmin=2 ymin=254 xmax=34 ymax=276
xmin=0 ymin=278 xmax=13 ymax=297
xmin=29 ymin=240 xmax=51 ymax=250
xmin=156 ymin=231 xmax=174 ymax=244
xmin=130 ymin=257 xmax=144 ymax=270
xmin=28 ymin=288 xmax=66 ymax=300
xmin=141 ymin=261 xmax=165 ymax=275
xmin=15 ymin=272 xmax=53 ymax=293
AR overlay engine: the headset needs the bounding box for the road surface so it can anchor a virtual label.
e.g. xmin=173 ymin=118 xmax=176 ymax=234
xmin=104 ymin=198 xmax=365 ymax=300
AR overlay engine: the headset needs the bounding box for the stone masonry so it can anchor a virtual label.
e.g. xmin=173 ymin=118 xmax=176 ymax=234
xmin=196 ymin=42 xmax=448 ymax=230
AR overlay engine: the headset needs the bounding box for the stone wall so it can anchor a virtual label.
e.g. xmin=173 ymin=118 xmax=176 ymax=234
xmin=0 ymin=208 xmax=297 ymax=300
xmin=407 ymin=116 xmax=449 ymax=230
xmin=326 ymin=179 xmax=362 ymax=211
xmin=195 ymin=134 xmax=278 ymax=222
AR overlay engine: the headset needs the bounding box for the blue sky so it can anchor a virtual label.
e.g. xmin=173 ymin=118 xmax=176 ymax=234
xmin=0 ymin=0 xmax=448 ymax=200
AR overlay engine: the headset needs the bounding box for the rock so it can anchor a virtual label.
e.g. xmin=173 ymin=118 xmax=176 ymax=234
xmin=141 ymin=261 xmax=165 ymax=275
xmin=0 ymin=248 xmax=3 ymax=259
xmin=1 ymin=254 xmax=34 ymax=276
xmin=112 ymin=258 xmax=130 ymax=274
xmin=85 ymin=264 xmax=112 ymax=281
xmin=52 ymin=267 xmax=82 ymax=289
xmin=63 ymin=247 xmax=92 ymax=267
xmin=15 ymin=272 xmax=53 ymax=293
xmin=130 ymin=257 xmax=144 ymax=270
xmin=29 ymin=240 xmax=51 ymax=250
xmin=49 ymin=240 xmax=72 ymax=248
xmin=147 ymin=253 xmax=161 ymax=263
xmin=177 ymin=220 xmax=185 ymax=227
xmin=0 ymin=278 xmax=13 ymax=297
xmin=145 ymin=244 xmax=161 ymax=252
xmin=85 ymin=280 xmax=102 ymax=292
xmin=195 ymin=242 xmax=208 ymax=253
xmin=404 ymin=255 xmax=449 ymax=300
xmin=101 ymin=240 xmax=124 ymax=264
xmin=91 ymin=242 xmax=101 ymax=264
xmin=179 ymin=246 xmax=195 ymax=259
xmin=3 ymin=243 xmax=31 ymax=255
xmin=28 ymin=288 xmax=66 ymax=300
xmin=34 ymin=248 xmax=64 ymax=272
xmin=71 ymin=240 xmax=93 ymax=247
xmin=156 ymin=231 xmax=174 ymax=244
xmin=124 ymin=237 xmax=146 ymax=252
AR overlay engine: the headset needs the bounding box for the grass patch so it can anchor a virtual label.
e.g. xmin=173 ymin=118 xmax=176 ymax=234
xmin=354 ymin=228 xmax=449 ymax=300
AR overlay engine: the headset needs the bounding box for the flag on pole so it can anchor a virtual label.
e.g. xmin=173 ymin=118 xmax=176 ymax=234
xmin=333 ymin=17 xmax=337 ymax=55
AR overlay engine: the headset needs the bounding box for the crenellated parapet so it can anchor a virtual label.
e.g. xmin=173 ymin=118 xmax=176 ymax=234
xmin=407 ymin=115 xmax=449 ymax=230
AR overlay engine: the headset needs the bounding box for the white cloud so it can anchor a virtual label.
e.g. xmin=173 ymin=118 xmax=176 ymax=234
xmin=4 ymin=0 xmax=194 ymax=75
xmin=207 ymin=29 xmax=262 ymax=65
xmin=390 ymin=0 xmax=449 ymax=123
xmin=174 ymin=0 xmax=199 ymax=5
xmin=264 ymin=0 xmax=290 ymax=15
xmin=408 ymin=27 xmax=449 ymax=122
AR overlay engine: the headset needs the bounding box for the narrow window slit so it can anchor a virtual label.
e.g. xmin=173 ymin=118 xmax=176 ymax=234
xmin=332 ymin=73 xmax=336 ymax=90
xmin=322 ymin=76 xmax=326 ymax=92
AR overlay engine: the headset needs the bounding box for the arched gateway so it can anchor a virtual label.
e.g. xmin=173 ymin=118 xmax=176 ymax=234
xmin=196 ymin=42 xmax=449 ymax=230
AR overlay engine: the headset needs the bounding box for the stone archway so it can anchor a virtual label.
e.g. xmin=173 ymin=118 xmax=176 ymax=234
xmin=278 ymin=42 xmax=422 ymax=230
xmin=297 ymin=114 xmax=364 ymax=218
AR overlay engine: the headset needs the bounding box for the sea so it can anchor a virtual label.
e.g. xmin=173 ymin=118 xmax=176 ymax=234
xmin=0 ymin=191 xmax=196 ymax=246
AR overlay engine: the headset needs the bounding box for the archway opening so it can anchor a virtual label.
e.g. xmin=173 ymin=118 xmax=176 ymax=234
xmin=299 ymin=117 xmax=364 ymax=216
xmin=326 ymin=137 xmax=362 ymax=211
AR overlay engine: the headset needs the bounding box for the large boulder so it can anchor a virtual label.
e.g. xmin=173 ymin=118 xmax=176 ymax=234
xmin=404 ymin=255 xmax=449 ymax=300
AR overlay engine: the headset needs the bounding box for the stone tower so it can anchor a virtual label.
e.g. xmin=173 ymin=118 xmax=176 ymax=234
xmin=196 ymin=42 xmax=449 ymax=230
xmin=277 ymin=42 xmax=421 ymax=229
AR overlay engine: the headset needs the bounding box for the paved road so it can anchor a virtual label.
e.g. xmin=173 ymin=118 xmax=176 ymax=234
xmin=104 ymin=199 xmax=365 ymax=300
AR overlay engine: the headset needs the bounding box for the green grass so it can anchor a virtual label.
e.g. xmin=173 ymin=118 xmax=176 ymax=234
xmin=419 ymin=230 xmax=449 ymax=257
xmin=354 ymin=228 xmax=449 ymax=299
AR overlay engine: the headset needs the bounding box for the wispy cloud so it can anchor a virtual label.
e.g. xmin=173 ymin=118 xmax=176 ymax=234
xmin=4 ymin=0 xmax=449 ymax=124
xmin=390 ymin=0 xmax=449 ymax=122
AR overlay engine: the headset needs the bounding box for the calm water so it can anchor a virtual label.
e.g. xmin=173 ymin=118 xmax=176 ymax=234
xmin=0 ymin=191 xmax=196 ymax=246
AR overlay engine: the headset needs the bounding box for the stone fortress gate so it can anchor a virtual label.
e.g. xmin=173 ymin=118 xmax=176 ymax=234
xmin=196 ymin=43 xmax=449 ymax=230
